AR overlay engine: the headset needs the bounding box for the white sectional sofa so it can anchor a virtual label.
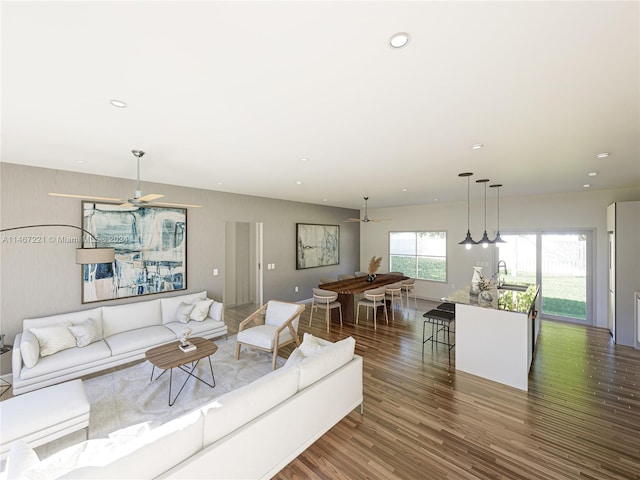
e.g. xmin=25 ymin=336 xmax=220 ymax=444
xmin=12 ymin=291 xmax=226 ymax=395
xmin=2 ymin=335 xmax=363 ymax=480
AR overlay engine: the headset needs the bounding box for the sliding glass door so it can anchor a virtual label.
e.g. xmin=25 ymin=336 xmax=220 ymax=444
xmin=498 ymin=231 xmax=591 ymax=323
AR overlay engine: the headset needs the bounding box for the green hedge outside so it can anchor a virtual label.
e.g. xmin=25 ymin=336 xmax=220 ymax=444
xmin=390 ymin=255 xmax=446 ymax=282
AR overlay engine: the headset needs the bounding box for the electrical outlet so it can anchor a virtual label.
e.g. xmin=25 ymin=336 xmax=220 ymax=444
xmin=294 ymin=286 xmax=299 ymax=293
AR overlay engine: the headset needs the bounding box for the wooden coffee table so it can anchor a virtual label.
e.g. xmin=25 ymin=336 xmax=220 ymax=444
xmin=145 ymin=337 xmax=218 ymax=406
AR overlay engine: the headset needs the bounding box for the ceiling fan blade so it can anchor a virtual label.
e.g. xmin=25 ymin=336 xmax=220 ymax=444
xmin=344 ymin=218 xmax=363 ymax=222
xmin=49 ymin=193 xmax=124 ymax=202
xmin=120 ymin=202 xmax=135 ymax=208
xmin=369 ymin=218 xmax=392 ymax=222
xmin=152 ymin=201 xmax=203 ymax=208
xmin=137 ymin=193 xmax=164 ymax=202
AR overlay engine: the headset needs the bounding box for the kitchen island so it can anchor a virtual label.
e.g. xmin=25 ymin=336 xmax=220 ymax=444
xmin=446 ymin=284 xmax=540 ymax=391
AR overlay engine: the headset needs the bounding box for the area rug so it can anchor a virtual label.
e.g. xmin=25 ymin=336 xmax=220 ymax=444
xmin=35 ymin=335 xmax=283 ymax=460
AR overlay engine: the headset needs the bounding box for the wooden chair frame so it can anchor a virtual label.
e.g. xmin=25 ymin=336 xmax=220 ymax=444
xmin=236 ymin=301 xmax=305 ymax=369
xmin=309 ymin=290 xmax=342 ymax=333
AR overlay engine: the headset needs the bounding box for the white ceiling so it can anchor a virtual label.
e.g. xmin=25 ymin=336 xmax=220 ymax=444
xmin=2 ymin=1 xmax=639 ymax=210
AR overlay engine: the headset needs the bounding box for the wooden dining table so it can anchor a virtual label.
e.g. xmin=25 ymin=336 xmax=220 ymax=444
xmin=319 ymin=273 xmax=409 ymax=324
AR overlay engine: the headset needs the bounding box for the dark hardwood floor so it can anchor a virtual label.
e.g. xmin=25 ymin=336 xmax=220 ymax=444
xmin=226 ymin=299 xmax=640 ymax=480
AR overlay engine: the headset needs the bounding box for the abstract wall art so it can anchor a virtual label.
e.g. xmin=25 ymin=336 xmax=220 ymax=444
xmin=82 ymin=202 xmax=187 ymax=303
xmin=296 ymin=223 xmax=339 ymax=269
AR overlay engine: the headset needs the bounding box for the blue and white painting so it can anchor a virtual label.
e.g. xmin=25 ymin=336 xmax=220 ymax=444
xmin=296 ymin=223 xmax=339 ymax=269
xmin=82 ymin=202 xmax=187 ymax=303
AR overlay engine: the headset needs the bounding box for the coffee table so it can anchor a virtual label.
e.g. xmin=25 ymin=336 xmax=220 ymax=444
xmin=145 ymin=337 xmax=218 ymax=406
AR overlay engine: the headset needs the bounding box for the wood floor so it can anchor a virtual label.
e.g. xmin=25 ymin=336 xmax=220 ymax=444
xmin=225 ymin=299 xmax=640 ymax=480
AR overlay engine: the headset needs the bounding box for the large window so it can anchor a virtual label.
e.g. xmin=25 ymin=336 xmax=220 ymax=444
xmin=389 ymin=231 xmax=447 ymax=282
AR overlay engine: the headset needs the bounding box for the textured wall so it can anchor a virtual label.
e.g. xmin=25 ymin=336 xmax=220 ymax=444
xmin=0 ymin=163 xmax=360 ymax=359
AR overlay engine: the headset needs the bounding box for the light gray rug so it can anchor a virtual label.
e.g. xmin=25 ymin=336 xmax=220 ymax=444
xmin=35 ymin=335 xmax=283 ymax=460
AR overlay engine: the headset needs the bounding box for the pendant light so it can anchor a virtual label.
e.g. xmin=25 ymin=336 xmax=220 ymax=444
xmin=458 ymin=172 xmax=476 ymax=249
xmin=476 ymin=178 xmax=492 ymax=248
xmin=490 ymin=184 xmax=506 ymax=245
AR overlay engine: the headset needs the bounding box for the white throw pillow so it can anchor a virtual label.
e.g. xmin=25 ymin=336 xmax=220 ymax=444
xmin=174 ymin=302 xmax=195 ymax=323
xmin=208 ymin=300 xmax=224 ymax=321
xmin=20 ymin=330 xmax=41 ymax=368
xmin=299 ymin=333 xmax=326 ymax=357
xmin=29 ymin=322 xmax=76 ymax=357
xmin=189 ymin=299 xmax=214 ymax=321
xmin=67 ymin=319 xmax=101 ymax=348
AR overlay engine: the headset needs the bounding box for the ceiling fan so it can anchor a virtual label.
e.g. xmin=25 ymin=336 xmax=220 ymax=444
xmin=49 ymin=150 xmax=202 ymax=208
xmin=345 ymin=197 xmax=391 ymax=223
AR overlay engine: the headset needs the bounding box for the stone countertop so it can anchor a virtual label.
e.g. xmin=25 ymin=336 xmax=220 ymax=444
xmin=445 ymin=284 xmax=539 ymax=314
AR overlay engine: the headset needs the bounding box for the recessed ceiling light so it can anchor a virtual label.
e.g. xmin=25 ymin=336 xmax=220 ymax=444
xmin=323 ymin=198 xmax=328 ymax=202
xmin=588 ymin=172 xmax=598 ymax=177
xmin=596 ymin=152 xmax=610 ymax=158
xmin=583 ymin=184 xmax=591 ymax=188
xmin=110 ymin=99 xmax=127 ymax=108
xmin=472 ymin=144 xmax=484 ymax=150
xmin=76 ymin=160 xmax=86 ymax=164
xmin=433 ymin=198 xmax=439 ymax=202
xmin=402 ymin=188 xmax=408 ymax=192
xmin=300 ymin=158 xmax=309 ymax=162
xmin=296 ymin=180 xmax=303 ymax=185
xmin=217 ymin=182 xmax=223 ymax=186
xmin=389 ymin=32 xmax=410 ymax=49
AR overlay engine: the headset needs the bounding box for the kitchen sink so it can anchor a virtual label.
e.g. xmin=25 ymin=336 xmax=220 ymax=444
xmin=498 ymin=283 xmax=529 ymax=292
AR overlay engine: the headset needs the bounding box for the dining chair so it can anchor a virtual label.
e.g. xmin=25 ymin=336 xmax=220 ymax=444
xmin=319 ymin=277 xmax=337 ymax=285
xmin=356 ymin=287 xmax=388 ymax=330
xmin=385 ymin=282 xmax=404 ymax=320
xmin=337 ymin=274 xmax=355 ymax=280
xmin=309 ymin=288 xmax=342 ymax=333
xmin=401 ymin=278 xmax=417 ymax=309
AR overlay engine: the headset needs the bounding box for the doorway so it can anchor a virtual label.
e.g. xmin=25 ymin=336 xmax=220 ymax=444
xmin=497 ymin=231 xmax=592 ymax=324
xmin=224 ymin=222 xmax=263 ymax=307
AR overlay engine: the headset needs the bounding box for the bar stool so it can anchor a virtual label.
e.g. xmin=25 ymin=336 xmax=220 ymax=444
xmin=436 ymin=302 xmax=455 ymax=314
xmin=356 ymin=287 xmax=388 ymax=330
xmin=385 ymin=282 xmax=404 ymax=320
xmin=401 ymin=278 xmax=417 ymax=309
xmin=422 ymin=308 xmax=455 ymax=365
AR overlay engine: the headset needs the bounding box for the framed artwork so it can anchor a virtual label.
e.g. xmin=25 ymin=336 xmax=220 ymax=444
xmin=81 ymin=202 xmax=187 ymax=303
xmin=296 ymin=223 xmax=339 ymax=270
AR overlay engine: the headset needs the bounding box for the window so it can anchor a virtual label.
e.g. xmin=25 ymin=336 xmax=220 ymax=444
xmin=498 ymin=231 xmax=591 ymax=323
xmin=389 ymin=231 xmax=447 ymax=282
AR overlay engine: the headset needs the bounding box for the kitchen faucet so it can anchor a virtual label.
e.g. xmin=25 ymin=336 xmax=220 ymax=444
xmin=497 ymin=260 xmax=508 ymax=286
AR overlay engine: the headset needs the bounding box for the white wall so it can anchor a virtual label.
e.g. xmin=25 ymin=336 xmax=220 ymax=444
xmin=360 ymin=187 xmax=640 ymax=329
xmin=0 ymin=163 xmax=360 ymax=358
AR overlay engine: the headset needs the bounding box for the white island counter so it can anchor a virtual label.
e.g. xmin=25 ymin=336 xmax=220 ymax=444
xmin=446 ymin=285 xmax=540 ymax=391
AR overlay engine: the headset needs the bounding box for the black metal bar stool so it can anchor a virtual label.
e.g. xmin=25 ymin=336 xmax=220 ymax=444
xmin=436 ymin=302 xmax=455 ymax=314
xmin=422 ymin=308 xmax=455 ymax=364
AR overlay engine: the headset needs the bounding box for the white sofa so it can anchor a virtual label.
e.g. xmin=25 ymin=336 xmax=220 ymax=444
xmin=11 ymin=291 xmax=227 ymax=395
xmin=2 ymin=335 xmax=363 ymax=480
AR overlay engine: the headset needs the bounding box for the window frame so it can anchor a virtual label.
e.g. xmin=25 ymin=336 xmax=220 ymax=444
xmin=388 ymin=230 xmax=448 ymax=283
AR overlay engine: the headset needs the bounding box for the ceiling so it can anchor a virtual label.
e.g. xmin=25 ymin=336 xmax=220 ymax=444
xmin=2 ymin=1 xmax=638 ymax=210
